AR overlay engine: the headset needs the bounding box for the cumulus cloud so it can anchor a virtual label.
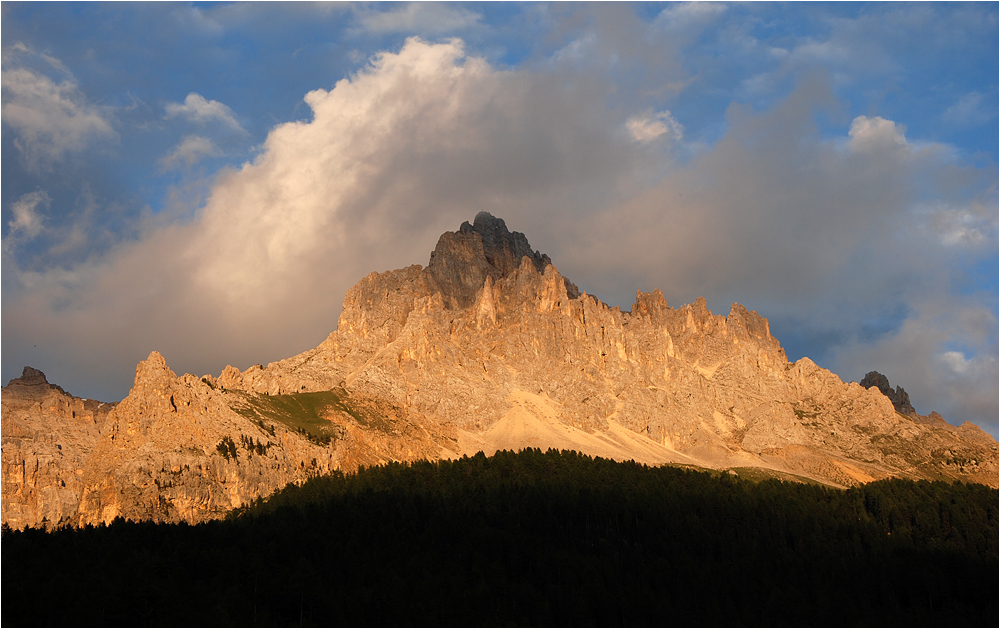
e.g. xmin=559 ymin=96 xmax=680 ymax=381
xmin=2 ymin=37 xmax=995 ymax=438
xmin=165 ymin=93 xmax=244 ymax=133
xmin=2 ymin=37 xmax=638 ymax=399
xmin=626 ymin=110 xmax=684 ymax=143
xmin=0 ymin=49 xmax=115 ymax=170
xmin=160 ymin=135 xmax=221 ymax=170
xmin=848 ymin=115 xmax=908 ymax=154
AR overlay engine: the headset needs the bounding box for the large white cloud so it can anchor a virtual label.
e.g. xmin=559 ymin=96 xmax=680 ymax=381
xmin=2 ymin=37 xmax=995 ymax=437
xmin=2 ymin=37 xmax=640 ymax=398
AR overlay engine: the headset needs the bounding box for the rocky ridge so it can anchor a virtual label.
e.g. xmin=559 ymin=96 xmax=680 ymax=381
xmin=3 ymin=213 xmax=997 ymax=528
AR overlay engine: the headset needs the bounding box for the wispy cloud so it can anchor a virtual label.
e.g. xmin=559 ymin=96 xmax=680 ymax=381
xmin=913 ymin=201 xmax=997 ymax=248
xmin=942 ymin=91 xmax=996 ymax=126
xmin=159 ymin=135 xmax=221 ymax=170
xmin=3 ymin=191 xmax=50 ymax=252
xmin=830 ymin=294 xmax=998 ymax=435
xmin=655 ymin=1 xmax=727 ymax=32
xmin=0 ymin=46 xmax=115 ymax=171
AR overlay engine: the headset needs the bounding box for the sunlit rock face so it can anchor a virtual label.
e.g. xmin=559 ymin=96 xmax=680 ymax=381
xmin=3 ymin=213 xmax=997 ymax=528
xmin=1 ymin=367 xmax=113 ymax=529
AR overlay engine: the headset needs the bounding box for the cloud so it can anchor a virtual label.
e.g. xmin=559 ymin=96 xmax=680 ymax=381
xmin=913 ymin=201 xmax=997 ymax=248
xmin=655 ymin=2 xmax=727 ymax=32
xmin=3 ymin=191 xmax=50 ymax=252
xmin=626 ymin=110 xmax=684 ymax=143
xmin=355 ymin=3 xmax=482 ymax=34
xmin=160 ymin=135 xmax=221 ymax=170
xmin=828 ymin=294 xmax=998 ymax=434
xmin=939 ymin=350 xmax=972 ymax=375
xmin=0 ymin=50 xmax=115 ymax=170
xmin=942 ymin=91 xmax=996 ymax=126
xmin=847 ymin=115 xmax=908 ymax=154
xmin=165 ymin=93 xmax=244 ymax=133
xmin=553 ymin=79 xmax=997 ymax=433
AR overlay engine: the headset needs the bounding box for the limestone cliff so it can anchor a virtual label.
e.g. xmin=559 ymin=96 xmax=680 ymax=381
xmin=3 ymin=213 xmax=997 ymax=528
xmin=1 ymin=367 xmax=114 ymax=529
xmin=74 ymin=352 xmax=457 ymax=526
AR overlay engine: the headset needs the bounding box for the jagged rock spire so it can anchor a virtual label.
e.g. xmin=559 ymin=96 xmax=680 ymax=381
xmin=860 ymin=371 xmax=916 ymax=415
xmin=426 ymin=211 xmax=577 ymax=309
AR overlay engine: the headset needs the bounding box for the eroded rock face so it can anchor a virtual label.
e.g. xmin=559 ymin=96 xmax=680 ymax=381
xmin=4 ymin=213 xmax=997 ymax=528
xmin=74 ymin=352 xmax=457 ymax=526
xmin=1 ymin=368 xmax=114 ymax=529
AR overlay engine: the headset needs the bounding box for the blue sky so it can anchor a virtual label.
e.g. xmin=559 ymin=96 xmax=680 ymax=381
xmin=2 ymin=2 xmax=997 ymax=436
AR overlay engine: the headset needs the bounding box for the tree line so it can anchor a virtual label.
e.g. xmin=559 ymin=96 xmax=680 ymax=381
xmin=3 ymin=449 xmax=997 ymax=626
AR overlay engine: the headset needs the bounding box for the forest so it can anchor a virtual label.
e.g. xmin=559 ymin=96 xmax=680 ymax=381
xmin=3 ymin=449 xmax=997 ymax=627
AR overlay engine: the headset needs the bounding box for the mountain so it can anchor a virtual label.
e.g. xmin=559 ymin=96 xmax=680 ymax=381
xmin=1 ymin=367 xmax=114 ymax=529
xmin=2 ymin=212 xmax=996 ymax=528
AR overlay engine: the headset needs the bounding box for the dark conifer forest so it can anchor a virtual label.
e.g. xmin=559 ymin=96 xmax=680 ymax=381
xmin=3 ymin=449 xmax=997 ymax=627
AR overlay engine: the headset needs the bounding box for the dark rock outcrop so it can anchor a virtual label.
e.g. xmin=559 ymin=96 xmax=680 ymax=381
xmin=860 ymin=371 xmax=916 ymax=415
xmin=427 ymin=211 xmax=578 ymax=308
xmin=6 ymin=365 xmax=68 ymax=396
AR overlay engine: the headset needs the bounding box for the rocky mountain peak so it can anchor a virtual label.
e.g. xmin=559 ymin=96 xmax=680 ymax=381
xmin=7 ymin=366 xmax=50 ymax=387
xmin=461 ymin=211 xmax=552 ymax=276
xmin=132 ymin=351 xmax=178 ymax=392
xmin=5 ymin=366 xmax=70 ymax=397
xmin=427 ymin=211 xmax=578 ymax=309
xmin=859 ymin=371 xmax=916 ymax=415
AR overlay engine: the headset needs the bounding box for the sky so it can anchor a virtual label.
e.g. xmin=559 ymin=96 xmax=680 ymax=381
xmin=2 ymin=2 xmax=997 ymax=437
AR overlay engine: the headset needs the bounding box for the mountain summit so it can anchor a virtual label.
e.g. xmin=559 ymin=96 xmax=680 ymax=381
xmin=3 ymin=214 xmax=997 ymax=528
xmin=427 ymin=211 xmax=571 ymax=307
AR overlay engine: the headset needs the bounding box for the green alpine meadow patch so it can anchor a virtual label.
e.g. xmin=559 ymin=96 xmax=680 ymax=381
xmin=229 ymin=389 xmax=356 ymax=445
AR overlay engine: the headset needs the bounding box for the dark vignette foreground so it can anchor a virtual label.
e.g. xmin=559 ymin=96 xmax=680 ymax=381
xmin=3 ymin=449 xmax=997 ymax=627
